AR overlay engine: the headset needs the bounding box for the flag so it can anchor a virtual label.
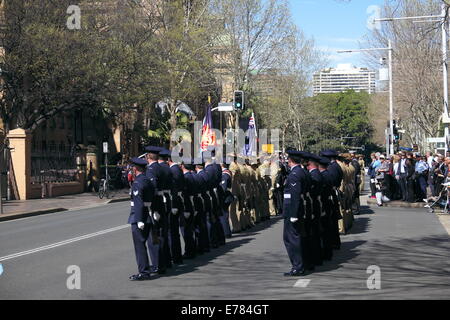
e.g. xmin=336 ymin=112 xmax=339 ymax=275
xmin=243 ymin=112 xmax=257 ymax=157
xmin=200 ymin=105 xmax=216 ymax=152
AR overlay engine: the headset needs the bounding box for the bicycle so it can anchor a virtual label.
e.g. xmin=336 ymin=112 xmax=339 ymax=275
xmin=98 ymin=176 xmax=110 ymax=199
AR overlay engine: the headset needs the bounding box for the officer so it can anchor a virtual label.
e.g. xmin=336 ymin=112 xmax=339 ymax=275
xmin=204 ymin=149 xmax=226 ymax=246
xmin=306 ymin=153 xmax=325 ymax=267
xmin=166 ymin=149 xmax=184 ymax=265
xmin=220 ymin=157 xmax=233 ymax=239
xmin=297 ymin=152 xmax=314 ymax=271
xmin=145 ymin=146 xmax=169 ymax=274
xmin=319 ymin=150 xmax=343 ymax=250
xmin=283 ymin=150 xmax=307 ymax=277
xmin=128 ymin=157 xmax=155 ymax=281
xmin=194 ymin=163 xmax=211 ymax=253
xmin=180 ymin=161 xmax=197 ymax=259
xmin=318 ymin=156 xmax=334 ymax=261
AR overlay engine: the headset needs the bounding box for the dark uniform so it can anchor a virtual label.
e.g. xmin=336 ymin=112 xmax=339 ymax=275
xmin=128 ymin=158 xmax=155 ymax=281
xmin=145 ymin=146 xmax=169 ymax=274
xmin=205 ymin=161 xmax=226 ymax=247
xmin=193 ymin=168 xmax=211 ymax=253
xmin=307 ymin=155 xmax=325 ymax=267
xmin=220 ymin=166 xmax=233 ymax=238
xmin=283 ymin=151 xmax=306 ymax=276
xmin=319 ymin=150 xmax=343 ymax=250
xmin=318 ymin=156 xmax=334 ymax=261
xmin=181 ymin=164 xmax=197 ymax=259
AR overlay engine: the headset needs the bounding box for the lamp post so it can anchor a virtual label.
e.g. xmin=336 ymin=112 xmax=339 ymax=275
xmin=338 ymin=40 xmax=395 ymax=155
xmin=374 ymin=4 xmax=448 ymax=152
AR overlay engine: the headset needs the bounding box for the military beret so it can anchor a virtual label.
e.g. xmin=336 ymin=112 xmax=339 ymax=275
xmin=320 ymin=149 xmax=339 ymax=158
xmin=286 ymin=150 xmax=301 ymax=156
xmin=145 ymin=146 xmax=162 ymax=154
xmin=318 ymin=157 xmax=331 ymax=166
xmin=131 ymin=157 xmax=147 ymax=167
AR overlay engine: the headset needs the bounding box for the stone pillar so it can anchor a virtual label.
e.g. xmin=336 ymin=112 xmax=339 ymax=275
xmin=7 ymin=128 xmax=31 ymax=200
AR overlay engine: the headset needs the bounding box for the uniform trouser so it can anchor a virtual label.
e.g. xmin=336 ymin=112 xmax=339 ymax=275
xmin=283 ymin=218 xmax=304 ymax=271
xmin=406 ymin=178 xmax=416 ymax=202
xmin=310 ymin=216 xmax=323 ymax=266
xmin=210 ymin=191 xmax=226 ymax=246
xmin=148 ymin=196 xmax=170 ymax=271
xmin=320 ymin=215 xmax=333 ymax=260
xmin=180 ymin=211 xmax=196 ymax=257
xmin=168 ymin=195 xmax=183 ymax=263
xmin=398 ymin=174 xmax=408 ymax=201
xmin=220 ymin=208 xmax=232 ymax=238
xmin=196 ymin=196 xmax=210 ymax=253
xmin=417 ymin=175 xmax=427 ymax=200
xmin=131 ymin=223 xmax=152 ymax=275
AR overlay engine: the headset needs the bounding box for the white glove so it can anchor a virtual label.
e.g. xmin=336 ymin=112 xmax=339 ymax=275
xmin=290 ymin=218 xmax=299 ymax=223
xmin=137 ymin=222 xmax=145 ymax=230
xmin=171 ymin=208 xmax=179 ymax=215
xmin=153 ymin=212 xmax=161 ymax=222
xmin=184 ymin=212 xmax=191 ymax=219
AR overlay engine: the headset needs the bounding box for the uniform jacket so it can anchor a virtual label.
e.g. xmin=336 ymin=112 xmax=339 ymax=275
xmin=282 ymin=165 xmax=305 ymax=219
xmin=128 ymin=173 xmax=155 ymax=224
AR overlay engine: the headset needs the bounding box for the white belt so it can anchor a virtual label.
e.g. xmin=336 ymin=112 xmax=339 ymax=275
xmin=163 ymin=190 xmax=170 ymax=194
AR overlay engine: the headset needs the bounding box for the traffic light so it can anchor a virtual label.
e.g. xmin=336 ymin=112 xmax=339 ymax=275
xmin=234 ymin=90 xmax=244 ymax=110
xmin=393 ymin=120 xmax=399 ymax=141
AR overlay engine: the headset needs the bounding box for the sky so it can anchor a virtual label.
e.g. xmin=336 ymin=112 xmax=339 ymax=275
xmin=289 ymin=0 xmax=386 ymax=69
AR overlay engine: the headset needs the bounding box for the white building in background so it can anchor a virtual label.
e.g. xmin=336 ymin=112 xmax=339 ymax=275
xmin=313 ymin=64 xmax=376 ymax=95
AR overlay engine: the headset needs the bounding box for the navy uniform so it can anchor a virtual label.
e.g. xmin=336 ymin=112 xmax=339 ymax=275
xmin=160 ymin=149 xmax=183 ymax=265
xmin=128 ymin=158 xmax=155 ymax=281
xmin=319 ymin=150 xmax=343 ymax=250
xmin=283 ymin=150 xmax=306 ymax=276
xmin=180 ymin=162 xmax=197 ymax=259
xmin=220 ymin=160 xmax=233 ymax=239
xmin=307 ymin=154 xmax=325 ymax=267
xmin=318 ymin=156 xmax=334 ymax=261
xmin=145 ymin=146 xmax=169 ymax=274
xmin=193 ymin=166 xmax=211 ymax=253
xmin=205 ymin=158 xmax=226 ymax=247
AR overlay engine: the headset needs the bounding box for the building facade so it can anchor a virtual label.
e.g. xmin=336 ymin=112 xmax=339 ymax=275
xmin=313 ymin=64 xmax=376 ymax=95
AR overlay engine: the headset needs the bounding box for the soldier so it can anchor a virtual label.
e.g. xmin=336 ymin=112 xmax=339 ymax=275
xmin=145 ymin=146 xmax=169 ymax=274
xmin=319 ymin=150 xmax=343 ymax=250
xmin=220 ymin=157 xmax=233 ymax=239
xmin=228 ymin=157 xmax=242 ymax=233
xmin=204 ymin=150 xmax=226 ymax=247
xmin=318 ymin=156 xmax=334 ymax=261
xmin=194 ymin=163 xmax=212 ymax=252
xmin=128 ymin=157 xmax=155 ymax=281
xmin=306 ymin=153 xmax=325 ymax=267
xmin=282 ymin=150 xmax=307 ymax=277
xmin=166 ymin=150 xmax=184 ymax=265
xmin=180 ymin=161 xmax=197 ymax=260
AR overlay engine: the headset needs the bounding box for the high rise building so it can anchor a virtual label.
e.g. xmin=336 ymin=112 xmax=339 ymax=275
xmin=313 ymin=64 xmax=376 ymax=95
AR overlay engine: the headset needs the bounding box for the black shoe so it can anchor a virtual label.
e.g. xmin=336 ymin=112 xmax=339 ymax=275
xmin=129 ymin=273 xmax=151 ymax=281
xmin=157 ymin=269 xmax=167 ymax=275
xmin=284 ymin=269 xmax=305 ymax=277
xmin=183 ymin=253 xmax=196 ymax=260
xmin=173 ymin=260 xmax=184 ymax=265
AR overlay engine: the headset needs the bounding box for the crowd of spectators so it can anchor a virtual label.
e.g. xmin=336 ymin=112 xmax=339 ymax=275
xmin=367 ymin=151 xmax=450 ymax=206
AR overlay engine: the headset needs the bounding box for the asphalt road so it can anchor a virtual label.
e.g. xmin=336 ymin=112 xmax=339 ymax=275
xmin=0 ymin=201 xmax=449 ymax=300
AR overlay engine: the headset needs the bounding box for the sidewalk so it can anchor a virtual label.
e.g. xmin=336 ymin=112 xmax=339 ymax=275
xmin=0 ymin=189 xmax=130 ymax=222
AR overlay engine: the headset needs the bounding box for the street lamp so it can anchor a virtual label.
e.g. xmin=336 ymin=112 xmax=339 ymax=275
xmin=338 ymin=39 xmax=395 ymax=155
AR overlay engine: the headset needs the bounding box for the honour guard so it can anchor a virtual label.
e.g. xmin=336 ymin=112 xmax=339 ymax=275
xmin=282 ymin=150 xmax=307 ymax=277
xmin=128 ymin=157 xmax=155 ymax=281
xmin=180 ymin=161 xmax=197 ymax=259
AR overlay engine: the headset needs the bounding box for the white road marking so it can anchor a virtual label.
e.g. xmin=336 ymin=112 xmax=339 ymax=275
xmin=293 ymin=279 xmax=311 ymax=288
xmin=0 ymin=225 xmax=129 ymax=262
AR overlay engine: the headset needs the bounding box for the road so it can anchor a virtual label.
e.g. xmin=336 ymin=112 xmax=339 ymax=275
xmin=0 ymin=201 xmax=449 ymax=300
